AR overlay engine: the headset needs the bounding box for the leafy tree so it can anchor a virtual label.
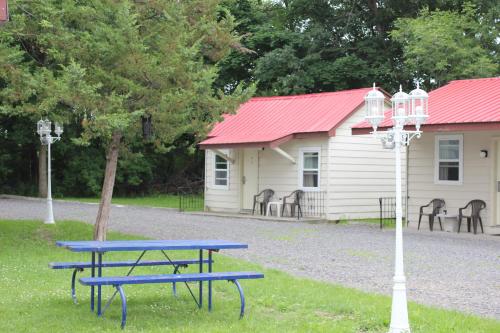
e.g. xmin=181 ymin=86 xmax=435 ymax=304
xmin=218 ymin=0 xmax=499 ymax=95
xmin=0 ymin=115 xmax=38 ymax=196
xmin=2 ymin=0 xmax=499 ymax=207
xmin=218 ymin=0 xmax=407 ymax=95
xmin=391 ymin=4 xmax=498 ymax=88
xmin=1 ymin=0 xmax=248 ymax=240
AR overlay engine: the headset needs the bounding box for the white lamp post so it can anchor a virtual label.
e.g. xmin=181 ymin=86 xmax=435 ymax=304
xmin=37 ymin=119 xmax=63 ymax=224
xmin=364 ymin=83 xmax=428 ymax=333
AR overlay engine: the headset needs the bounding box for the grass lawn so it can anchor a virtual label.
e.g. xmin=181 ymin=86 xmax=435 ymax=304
xmin=351 ymin=218 xmax=400 ymax=228
xmin=1 ymin=220 xmax=498 ymax=332
xmin=58 ymin=194 xmax=203 ymax=211
xmin=336 ymin=218 xmax=401 ymax=228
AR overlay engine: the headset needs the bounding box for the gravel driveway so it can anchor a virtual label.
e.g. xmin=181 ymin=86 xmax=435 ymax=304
xmin=1 ymin=196 xmax=499 ymax=320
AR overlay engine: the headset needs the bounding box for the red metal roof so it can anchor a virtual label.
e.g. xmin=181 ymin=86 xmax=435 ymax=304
xmin=352 ymin=77 xmax=500 ymax=133
xmin=200 ymin=88 xmax=379 ymax=148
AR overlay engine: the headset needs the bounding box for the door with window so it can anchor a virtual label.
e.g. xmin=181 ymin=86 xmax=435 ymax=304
xmin=241 ymin=149 xmax=258 ymax=210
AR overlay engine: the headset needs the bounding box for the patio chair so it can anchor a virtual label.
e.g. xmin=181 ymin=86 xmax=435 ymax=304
xmin=458 ymin=200 xmax=486 ymax=234
xmin=252 ymin=189 xmax=274 ymax=215
xmin=418 ymin=199 xmax=445 ymax=231
xmin=281 ymin=190 xmax=304 ymax=219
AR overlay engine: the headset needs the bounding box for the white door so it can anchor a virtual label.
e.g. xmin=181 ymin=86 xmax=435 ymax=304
xmin=241 ymin=149 xmax=259 ymax=210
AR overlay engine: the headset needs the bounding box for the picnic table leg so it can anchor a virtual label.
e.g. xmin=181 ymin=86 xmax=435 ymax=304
xmin=97 ymin=252 xmax=103 ymax=316
xmin=198 ymin=250 xmax=203 ymax=309
xmin=71 ymin=268 xmax=83 ymax=304
xmin=231 ymin=280 xmax=245 ymax=319
xmin=91 ymin=252 xmax=95 ymax=312
xmin=208 ymin=250 xmax=213 ymax=311
xmin=115 ymin=285 xmax=127 ymax=329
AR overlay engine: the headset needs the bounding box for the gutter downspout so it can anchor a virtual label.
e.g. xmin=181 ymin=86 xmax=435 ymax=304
xmin=271 ymin=147 xmax=296 ymax=164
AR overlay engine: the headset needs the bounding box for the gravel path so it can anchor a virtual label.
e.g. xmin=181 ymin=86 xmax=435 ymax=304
xmin=1 ymin=196 xmax=499 ymax=320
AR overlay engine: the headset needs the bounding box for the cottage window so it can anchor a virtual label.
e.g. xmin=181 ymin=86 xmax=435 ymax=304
xmin=299 ymin=148 xmax=320 ymax=189
xmin=435 ymin=135 xmax=463 ymax=184
xmin=214 ymin=154 xmax=229 ymax=188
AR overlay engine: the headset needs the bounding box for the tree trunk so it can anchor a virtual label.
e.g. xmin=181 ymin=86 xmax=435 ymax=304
xmin=93 ymin=132 xmax=122 ymax=241
xmin=38 ymin=144 xmax=47 ymax=198
xmin=367 ymin=0 xmax=383 ymax=34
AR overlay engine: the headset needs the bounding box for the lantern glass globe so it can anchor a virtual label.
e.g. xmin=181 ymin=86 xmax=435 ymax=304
xmin=54 ymin=123 xmax=63 ymax=137
xmin=391 ymin=86 xmax=410 ymax=126
xmin=409 ymin=83 xmax=429 ymax=129
xmin=364 ymin=84 xmax=386 ymax=131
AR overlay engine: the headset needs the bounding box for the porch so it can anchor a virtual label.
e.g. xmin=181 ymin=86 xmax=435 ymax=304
xmin=406 ymin=130 xmax=500 ymax=234
xmin=188 ymin=210 xmax=326 ymax=223
xmin=203 ymin=136 xmax=329 ymax=219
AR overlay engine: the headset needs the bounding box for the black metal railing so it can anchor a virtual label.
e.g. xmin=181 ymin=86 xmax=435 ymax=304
xmin=277 ymin=191 xmax=326 ymax=219
xmin=379 ymin=196 xmax=407 ymax=229
xmin=178 ymin=187 xmax=204 ymax=212
xmin=301 ymin=191 xmax=326 ymax=218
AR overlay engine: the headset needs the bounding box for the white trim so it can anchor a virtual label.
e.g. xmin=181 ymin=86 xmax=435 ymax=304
xmin=213 ymin=152 xmax=230 ymax=190
xmin=212 ymin=149 xmax=234 ymax=164
xmin=490 ymin=137 xmax=500 ymax=226
xmin=434 ymin=134 xmax=463 ymax=185
xmin=298 ymin=147 xmax=321 ymax=191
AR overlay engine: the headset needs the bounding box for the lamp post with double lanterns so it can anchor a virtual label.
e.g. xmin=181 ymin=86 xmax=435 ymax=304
xmin=37 ymin=119 xmax=63 ymax=224
xmin=364 ymin=83 xmax=429 ymax=333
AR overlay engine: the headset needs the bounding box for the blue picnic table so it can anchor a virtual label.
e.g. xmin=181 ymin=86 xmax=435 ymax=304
xmin=55 ymin=239 xmax=252 ymax=325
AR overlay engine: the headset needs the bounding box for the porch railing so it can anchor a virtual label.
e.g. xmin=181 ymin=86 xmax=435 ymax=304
xmin=301 ymin=191 xmax=326 ymax=218
xmin=378 ymin=196 xmax=407 ymax=229
xmin=178 ymin=187 xmax=204 ymax=212
xmin=273 ymin=191 xmax=326 ymax=219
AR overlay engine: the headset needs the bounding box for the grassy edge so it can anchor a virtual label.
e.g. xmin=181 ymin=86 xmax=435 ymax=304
xmin=0 ymin=219 xmax=499 ymax=333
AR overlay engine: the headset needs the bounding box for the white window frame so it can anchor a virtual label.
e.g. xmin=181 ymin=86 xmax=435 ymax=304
xmin=213 ymin=152 xmax=229 ymax=190
xmin=434 ymin=134 xmax=463 ymax=185
xmin=298 ymin=147 xmax=321 ymax=191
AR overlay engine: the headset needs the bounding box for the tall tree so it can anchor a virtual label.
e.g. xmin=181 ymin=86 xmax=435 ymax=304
xmin=217 ymin=0 xmax=499 ymax=95
xmin=1 ymin=0 xmax=248 ymax=240
xmin=391 ymin=4 xmax=499 ymax=88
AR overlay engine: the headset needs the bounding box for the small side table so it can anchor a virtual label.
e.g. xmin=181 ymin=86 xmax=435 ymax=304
xmin=436 ymin=213 xmax=458 ymax=232
xmin=266 ymin=201 xmax=282 ymax=217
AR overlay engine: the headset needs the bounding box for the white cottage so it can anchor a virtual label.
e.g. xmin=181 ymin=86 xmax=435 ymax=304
xmin=199 ymin=88 xmax=404 ymax=220
xmin=353 ymin=77 xmax=500 ymax=234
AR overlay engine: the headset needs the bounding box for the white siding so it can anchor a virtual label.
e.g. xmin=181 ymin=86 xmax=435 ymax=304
xmin=408 ymin=131 xmax=499 ymax=231
xmin=204 ymin=149 xmax=240 ymax=212
xmin=327 ymin=105 xmax=405 ymax=220
xmin=203 ymin=106 xmax=408 ymax=220
xmin=258 ymin=138 xmax=329 ymax=209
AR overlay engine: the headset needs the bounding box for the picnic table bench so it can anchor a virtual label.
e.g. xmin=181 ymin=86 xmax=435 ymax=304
xmin=49 ymin=258 xmax=213 ymax=303
xmin=80 ymin=271 xmax=264 ymax=328
xmin=52 ymin=239 xmax=264 ymax=329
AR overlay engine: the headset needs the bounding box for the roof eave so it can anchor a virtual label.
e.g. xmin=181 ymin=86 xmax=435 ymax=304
xmin=328 ymin=91 xmax=391 ymax=136
xmin=199 ymin=131 xmax=330 ymax=150
xmin=351 ymin=122 xmax=500 ymax=135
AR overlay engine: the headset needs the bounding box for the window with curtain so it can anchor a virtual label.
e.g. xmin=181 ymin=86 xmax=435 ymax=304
xmin=435 ymin=135 xmax=462 ymax=183
xmin=300 ymin=149 xmax=320 ymax=188
xmin=214 ymin=154 xmax=229 ymax=187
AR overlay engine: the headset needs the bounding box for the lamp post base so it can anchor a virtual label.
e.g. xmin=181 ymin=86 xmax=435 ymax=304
xmin=388 ymin=277 xmax=411 ymax=333
xmin=388 ymin=279 xmax=410 ymax=333
xmin=45 ymin=197 xmax=55 ymax=224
